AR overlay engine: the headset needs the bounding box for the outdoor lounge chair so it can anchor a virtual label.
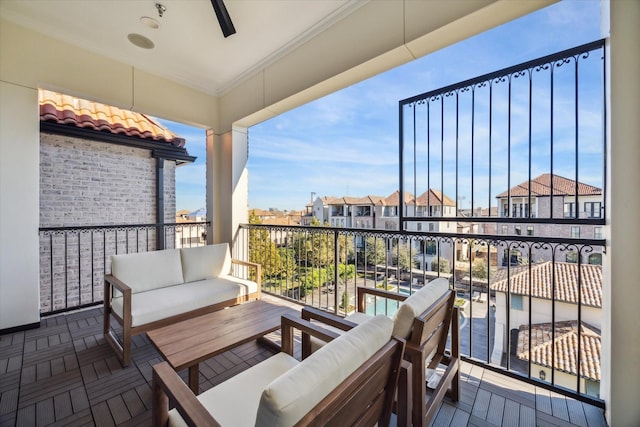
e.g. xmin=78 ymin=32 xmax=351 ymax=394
xmin=152 ymin=314 xmax=406 ymax=427
xmin=301 ymin=277 xmax=460 ymax=426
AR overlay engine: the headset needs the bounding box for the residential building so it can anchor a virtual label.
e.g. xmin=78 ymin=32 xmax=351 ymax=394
xmin=1 ymin=1 xmax=638 ymax=424
xmin=490 ymin=262 xmax=602 ymax=395
xmin=496 ymin=174 xmax=603 ymax=266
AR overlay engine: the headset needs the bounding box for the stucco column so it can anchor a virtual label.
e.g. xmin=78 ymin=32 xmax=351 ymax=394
xmin=602 ymin=0 xmax=640 ymax=425
xmin=0 ymin=82 xmax=41 ymax=330
xmin=206 ymin=126 xmax=249 ymax=246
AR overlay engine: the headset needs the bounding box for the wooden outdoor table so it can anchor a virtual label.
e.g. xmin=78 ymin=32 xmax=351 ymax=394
xmin=147 ymin=299 xmax=299 ymax=393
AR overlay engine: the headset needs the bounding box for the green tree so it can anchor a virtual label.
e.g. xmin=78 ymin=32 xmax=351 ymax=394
xmin=471 ymin=258 xmax=488 ymax=279
xmin=248 ymin=211 xmax=282 ymax=279
xmin=431 ymin=258 xmax=450 ymax=273
xmin=363 ymin=237 xmax=386 ymax=265
xmin=392 ymin=240 xmax=412 ymax=271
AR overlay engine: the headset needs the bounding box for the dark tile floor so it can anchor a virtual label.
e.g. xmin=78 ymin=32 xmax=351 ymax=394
xmin=0 ymin=295 xmax=607 ymax=426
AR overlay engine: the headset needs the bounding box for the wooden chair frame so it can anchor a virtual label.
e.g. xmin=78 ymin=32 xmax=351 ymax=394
xmin=152 ymin=313 xmax=406 ymax=427
xmin=302 ymin=286 xmax=460 ymax=426
xmin=104 ymin=258 xmax=261 ymax=367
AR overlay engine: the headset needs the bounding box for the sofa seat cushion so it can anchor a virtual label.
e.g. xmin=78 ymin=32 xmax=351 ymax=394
xmin=111 ymin=249 xmax=184 ymax=294
xmin=255 ymin=315 xmax=393 ymax=427
xmin=112 ymin=277 xmax=257 ymax=327
xmin=392 ymin=278 xmax=450 ymax=339
xmin=180 ymin=244 xmax=231 ymax=283
xmin=168 ymin=352 xmax=299 ymax=427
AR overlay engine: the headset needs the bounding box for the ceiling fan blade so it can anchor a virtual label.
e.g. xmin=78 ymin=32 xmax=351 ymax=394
xmin=210 ymin=0 xmax=236 ymax=38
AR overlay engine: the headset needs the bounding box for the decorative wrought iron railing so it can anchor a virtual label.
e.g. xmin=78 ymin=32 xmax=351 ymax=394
xmin=235 ymin=223 xmax=604 ymax=407
xmin=38 ymin=222 xmax=209 ymax=315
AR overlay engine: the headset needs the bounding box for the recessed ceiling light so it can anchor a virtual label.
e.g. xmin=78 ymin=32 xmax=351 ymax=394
xmin=140 ymin=16 xmax=160 ymax=29
xmin=127 ymin=33 xmax=155 ymax=49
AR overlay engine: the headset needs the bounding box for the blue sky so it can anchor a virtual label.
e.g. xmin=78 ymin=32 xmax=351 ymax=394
xmin=162 ymin=0 xmax=602 ymax=213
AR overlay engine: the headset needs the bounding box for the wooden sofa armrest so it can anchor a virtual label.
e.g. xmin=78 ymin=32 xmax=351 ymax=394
xmin=355 ymin=286 xmax=408 ymax=312
xmin=104 ymin=274 xmax=132 ymax=298
xmin=301 ymin=306 xmax=359 ymax=331
xmin=280 ymin=313 xmax=343 ymax=358
xmin=152 ymin=361 xmax=220 ymax=427
xmin=231 ymin=259 xmax=262 ymax=288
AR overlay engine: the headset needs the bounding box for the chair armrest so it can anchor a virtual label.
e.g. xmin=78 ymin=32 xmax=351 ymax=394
xmin=355 ymin=286 xmax=408 ymax=312
xmin=152 ymin=361 xmax=221 ymax=427
xmin=301 ymin=307 xmax=358 ymax=331
xmin=280 ymin=313 xmax=343 ymax=358
xmin=104 ymin=274 xmax=132 ymax=296
xmin=231 ymin=259 xmax=262 ymax=287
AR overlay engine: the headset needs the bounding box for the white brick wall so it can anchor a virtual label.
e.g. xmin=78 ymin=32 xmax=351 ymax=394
xmin=39 ymin=132 xmax=177 ymax=312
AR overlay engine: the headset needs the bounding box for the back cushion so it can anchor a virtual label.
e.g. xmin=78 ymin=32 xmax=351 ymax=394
xmin=392 ymin=277 xmax=450 ymax=339
xmin=110 ymin=249 xmax=184 ymax=294
xmin=255 ymin=315 xmax=393 ymax=427
xmin=180 ymin=243 xmax=231 ymax=283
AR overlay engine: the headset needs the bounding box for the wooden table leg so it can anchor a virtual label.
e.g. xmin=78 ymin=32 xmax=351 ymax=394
xmin=189 ymin=364 xmax=199 ymax=394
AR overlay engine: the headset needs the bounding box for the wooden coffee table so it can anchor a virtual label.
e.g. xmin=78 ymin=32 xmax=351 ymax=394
xmin=147 ymin=299 xmax=299 ymax=393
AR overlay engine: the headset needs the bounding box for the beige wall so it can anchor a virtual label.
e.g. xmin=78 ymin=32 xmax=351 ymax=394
xmin=603 ymin=0 xmax=640 ymax=424
xmin=0 ymin=82 xmax=40 ymax=329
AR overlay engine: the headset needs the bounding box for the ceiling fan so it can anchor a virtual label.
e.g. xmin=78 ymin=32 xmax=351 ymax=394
xmin=210 ymin=0 xmax=236 ymax=38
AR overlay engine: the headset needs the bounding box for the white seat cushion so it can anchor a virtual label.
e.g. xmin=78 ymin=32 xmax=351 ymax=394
xmin=391 ymin=277 xmax=450 ymax=339
xmin=168 ymin=353 xmax=299 ymax=427
xmin=110 ymin=249 xmax=184 ymax=294
xmin=255 ymin=315 xmax=393 ymax=427
xmin=180 ymin=244 xmax=231 ymax=283
xmin=111 ymin=277 xmax=257 ymax=327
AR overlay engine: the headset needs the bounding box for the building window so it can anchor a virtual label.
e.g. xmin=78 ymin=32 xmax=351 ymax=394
xmin=571 ymin=226 xmax=580 ymax=238
xmin=564 ymin=202 xmax=576 ymax=218
xmin=527 ymin=226 xmax=534 ymax=236
xmin=510 ymin=295 xmax=523 ymax=310
xmin=428 ymin=223 xmax=434 ymax=232
xmin=588 ymin=253 xmax=602 ymax=265
xmin=584 ymin=202 xmax=601 ymax=218
xmin=417 ymin=223 xmax=422 ymax=231
xmin=566 ymin=251 xmax=579 ymax=264
xmin=425 ymin=241 xmax=437 ymax=256
xmin=594 ymin=227 xmax=602 ymax=239
xmin=503 ymin=204 xmax=508 ymax=217
xmin=515 ymin=226 xmax=521 ymax=235
xmin=501 ymin=225 xmax=508 ymax=235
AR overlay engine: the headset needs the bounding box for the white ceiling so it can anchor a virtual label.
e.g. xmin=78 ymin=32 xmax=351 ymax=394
xmin=0 ymin=0 xmax=366 ymax=96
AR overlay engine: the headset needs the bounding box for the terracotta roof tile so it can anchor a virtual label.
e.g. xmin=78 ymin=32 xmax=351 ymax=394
xmin=383 ymin=191 xmax=413 ymax=206
xmin=496 ymin=174 xmax=601 ymax=198
xmin=413 ymin=189 xmax=456 ymax=206
xmin=39 ymin=89 xmax=185 ymax=147
xmin=517 ymin=321 xmax=601 ymax=381
xmin=490 ymin=262 xmax=602 ymax=307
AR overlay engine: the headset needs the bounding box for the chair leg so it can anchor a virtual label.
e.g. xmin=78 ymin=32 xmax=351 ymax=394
xmin=409 ymin=352 xmax=427 ymax=427
xmin=396 ymin=361 xmax=412 ymax=427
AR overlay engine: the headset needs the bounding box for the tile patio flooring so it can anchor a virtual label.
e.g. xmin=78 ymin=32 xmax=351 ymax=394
xmin=0 ymin=295 xmax=607 ymax=426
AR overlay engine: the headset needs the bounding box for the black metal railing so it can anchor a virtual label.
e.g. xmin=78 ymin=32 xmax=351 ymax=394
xmin=38 ymin=221 xmax=209 ymax=315
xmin=236 ymin=223 xmax=604 ymax=407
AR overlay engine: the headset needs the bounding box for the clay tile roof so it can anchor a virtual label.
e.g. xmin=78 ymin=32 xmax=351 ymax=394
xmin=489 ymin=261 xmax=602 ymax=307
xmin=517 ymin=321 xmax=601 ymax=381
xmin=413 ymin=189 xmax=456 ymax=206
xmin=383 ymin=191 xmax=413 ymax=206
xmin=39 ymin=89 xmax=186 ymax=147
xmin=496 ymin=173 xmax=601 ymax=198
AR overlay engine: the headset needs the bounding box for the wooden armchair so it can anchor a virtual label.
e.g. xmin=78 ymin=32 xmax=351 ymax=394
xmin=152 ymin=313 xmax=406 ymax=427
xmin=302 ymin=278 xmax=460 ymax=426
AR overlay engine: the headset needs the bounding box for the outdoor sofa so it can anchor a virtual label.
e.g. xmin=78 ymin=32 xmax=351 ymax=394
xmin=103 ymin=243 xmax=261 ymax=366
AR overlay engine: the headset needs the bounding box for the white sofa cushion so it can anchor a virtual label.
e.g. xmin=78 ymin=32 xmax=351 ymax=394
xmin=111 ymin=277 xmax=257 ymax=327
xmin=392 ymin=277 xmax=450 ymax=339
xmin=110 ymin=249 xmax=183 ymax=294
xmin=255 ymin=315 xmax=393 ymax=427
xmin=180 ymin=244 xmax=231 ymax=283
xmin=168 ymin=352 xmax=299 ymax=427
